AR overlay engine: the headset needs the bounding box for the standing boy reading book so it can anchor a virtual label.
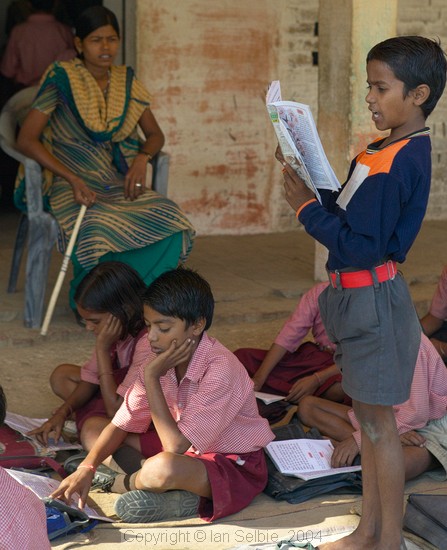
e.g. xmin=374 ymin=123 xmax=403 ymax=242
xmin=278 ymin=36 xmax=447 ymax=550
xmin=50 ymin=268 xmax=274 ymax=523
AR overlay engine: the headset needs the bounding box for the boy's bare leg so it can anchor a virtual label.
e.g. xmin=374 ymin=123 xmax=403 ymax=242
xmin=320 ymin=382 xmax=347 ymax=403
xmin=80 ymin=416 xmax=110 ymax=451
xmin=50 ymin=364 xmax=81 ymax=400
xmin=298 ymin=396 xmax=352 ymax=440
xmin=135 ymin=451 xmax=212 ymax=498
xmin=320 ymin=402 xmax=405 ymax=550
xmin=403 ymin=446 xmax=438 ymax=481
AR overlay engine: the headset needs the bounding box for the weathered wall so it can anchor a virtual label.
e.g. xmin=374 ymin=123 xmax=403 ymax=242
xmin=136 ymin=0 xmax=447 ymax=236
xmin=397 ymin=0 xmax=447 ymax=219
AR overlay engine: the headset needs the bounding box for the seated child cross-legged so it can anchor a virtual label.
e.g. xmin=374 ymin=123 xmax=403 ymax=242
xmin=298 ymin=333 xmax=447 ymax=478
xmin=28 ymin=262 xmax=150 ymax=452
xmin=235 ymin=282 xmax=347 ymax=405
xmin=421 ymin=264 xmax=447 ymax=363
xmin=51 ymin=267 xmax=275 ymax=523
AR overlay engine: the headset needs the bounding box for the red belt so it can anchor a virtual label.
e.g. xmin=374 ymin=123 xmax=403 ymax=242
xmin=329 ymin=260 xmax=397 ymax=289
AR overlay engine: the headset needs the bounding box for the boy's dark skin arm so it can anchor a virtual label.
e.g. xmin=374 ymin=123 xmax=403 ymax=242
xmin=420 ymin=312 xmax=447 ymax=359
xmin=275 ymin=146 xmax=316 ymax=211
xmin=50 ymin=422 xmax=128 ymax=508
xmin=143 ymin=337 xmax=197 ymax=453
xmin=94 ymin=314 xmax=126 ymax=417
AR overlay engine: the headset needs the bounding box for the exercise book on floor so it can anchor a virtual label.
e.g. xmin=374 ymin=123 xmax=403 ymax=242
xmin=5 ymin=469 xmax=113 ymax=523
xmin=5 ymin=411 xmax=82 ymax=452
xmin=265 ymin=438 xmax=362 ymax=481
xmin=255 ymin=391 xmax=286 ymax=404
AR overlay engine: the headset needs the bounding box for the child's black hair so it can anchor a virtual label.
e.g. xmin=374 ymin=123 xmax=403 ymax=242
xmin=143 ymin=267 xmax=214 ymax=330
xmin=367 ymin=35 xmax=447 ymax=118
xmin=0 ymin=386 xmax=6 ymax=426
xmin=74 ymin=261 xmax=145 ymax=338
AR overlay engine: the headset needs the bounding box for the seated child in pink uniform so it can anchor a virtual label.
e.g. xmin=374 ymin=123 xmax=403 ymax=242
xmin=0 ymin=386 xmax=51 ymax=549
xmin=50 ymin=267 xmax=274 ymax=523
xmin=298 ymin=333 xmax=447 ymax=478
xmin=29 ymin=262 xmax=150 ymax=451
xmin=235 ymin=282 xmax=347 ymax=404
xmin=421 ymin=264 xmax=447 ymax=362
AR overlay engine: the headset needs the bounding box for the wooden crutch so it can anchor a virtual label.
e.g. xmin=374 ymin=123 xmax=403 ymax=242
xmin=40 ymin=205 xmax=87 ymax=336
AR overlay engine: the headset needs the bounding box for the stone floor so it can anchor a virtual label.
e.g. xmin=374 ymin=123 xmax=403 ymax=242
xmin=0 ymin=207 xmax=445 ymax=549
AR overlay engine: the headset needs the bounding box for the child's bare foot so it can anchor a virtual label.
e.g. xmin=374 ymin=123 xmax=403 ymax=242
xmin=318 ymin=532 xmax=406 ymax=550
xmin=318 ymin=531 xmax=377 ymax=550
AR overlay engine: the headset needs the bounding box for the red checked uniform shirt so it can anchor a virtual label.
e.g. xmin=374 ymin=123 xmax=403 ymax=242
xmin=275 ymin=282 xmax=335 ymax=352
xmin=429 ymin=265 xmax=447 ymax=321
xmin=112 ymin=332 xmax=274 ymax=454
xmin=348 ymin=334 xmax=447 ymax=448
xmin=0 ymin=467 xmax=51 ymax=549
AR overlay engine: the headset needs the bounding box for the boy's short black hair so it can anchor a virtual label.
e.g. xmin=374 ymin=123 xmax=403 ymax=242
xmin=0 ymin=386 xmax=6 ymax=426
xmin=367 ymin=35 xmax=447 ymax=118
xmin=143 ymin=267 xmax=214 ymax=330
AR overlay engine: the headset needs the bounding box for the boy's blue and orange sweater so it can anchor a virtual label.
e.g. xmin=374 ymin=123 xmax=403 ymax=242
xmin=298 ymin=130 xmax=431 ymax=271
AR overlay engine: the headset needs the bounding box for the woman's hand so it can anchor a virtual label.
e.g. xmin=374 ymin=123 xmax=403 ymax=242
xmin=124 ymin=155 xmax=150 ymax=200
xmin=27 ymin=413 xmax=66 ymax=446
xmin=331 ymin=437 xmax=359 ymax=468
xmin=70 ymin=177 xmax=96 ymax=207
xmin=50 ymin=468 xmax=94 ymax=509
xmin=96 ymin=314 xmax=123 ymax=351
xmin=285 ymin=374 xmax=320 ymax=403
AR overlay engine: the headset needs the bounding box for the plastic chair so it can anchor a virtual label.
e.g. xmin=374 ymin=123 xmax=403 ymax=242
xmin=0 ymin=86 xmax=57 ymax=328
xmin=0 ymin=86 xmax=170 ymax=328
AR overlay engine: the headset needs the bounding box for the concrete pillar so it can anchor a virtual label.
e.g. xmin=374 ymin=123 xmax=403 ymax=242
xmin=314 ymin=0 xmax=398 ymax=280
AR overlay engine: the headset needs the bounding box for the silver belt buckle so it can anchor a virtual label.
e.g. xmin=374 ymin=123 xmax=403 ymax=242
xmin=386 ymin=260 xmax=396 ymax=280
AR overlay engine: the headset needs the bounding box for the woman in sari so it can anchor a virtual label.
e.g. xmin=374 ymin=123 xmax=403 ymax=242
xmin=16 ymin=6 xmax=195 ymax=310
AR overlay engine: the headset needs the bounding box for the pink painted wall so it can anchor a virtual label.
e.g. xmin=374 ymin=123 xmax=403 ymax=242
xmin=136 ymin=1 xmax=319 ymax=235
xmin=135 ymin=1 xmax=447 ymax=236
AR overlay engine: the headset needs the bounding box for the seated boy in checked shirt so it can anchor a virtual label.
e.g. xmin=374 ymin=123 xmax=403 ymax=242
xmin=51 ymin=267 xmax=274 ymax=523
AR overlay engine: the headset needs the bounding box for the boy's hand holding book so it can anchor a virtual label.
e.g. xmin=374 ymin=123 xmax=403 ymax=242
xmin=282 ymin=158 xmax=316 ymax=212
xmin=276 ymin=145 xmax=315 ymax=212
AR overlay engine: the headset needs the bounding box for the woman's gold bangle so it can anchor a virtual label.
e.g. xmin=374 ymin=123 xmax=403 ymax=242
xmin=139 ymin=151 xmax=153 ymax=162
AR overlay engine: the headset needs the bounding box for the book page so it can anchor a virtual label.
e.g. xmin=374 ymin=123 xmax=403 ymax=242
xmin=5 ymin=411 xmax=82 ymax=452
xmin=255 ymin=391 xmax=286 ymax=405
xmin=266 ymin=103 xmax=321 ymax=203
xmin=5 ymin=469 xmax=113 ymax=522
xmin=266 ymin=439 xmax=361 ymax=480
xmin=266 ymin=81 xmax=341 ymax=194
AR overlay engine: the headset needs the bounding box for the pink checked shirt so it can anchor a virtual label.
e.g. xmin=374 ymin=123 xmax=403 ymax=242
xmin=113 ymin=332 xmax=274 ymax=454
xmin=349 ymin=334 xmax=447 ymax=448
xmin=275 ymin=282 xmax=334 ymax=352
xmin=0 ymin=14 xmax=76 ymax=86
xmin=429 ymin=265 xmax=447 ymax=321
xmin=0 ymin=467 xmax=50 ymax=550
xmin=81 ymin=329 xmax=150 ymax=397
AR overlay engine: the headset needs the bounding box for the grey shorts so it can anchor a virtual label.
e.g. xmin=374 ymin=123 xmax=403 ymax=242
xmin=318 ymin=272 xmax=421 ymax=405
xmin=416 ymin=414 xmax=447 ymax=481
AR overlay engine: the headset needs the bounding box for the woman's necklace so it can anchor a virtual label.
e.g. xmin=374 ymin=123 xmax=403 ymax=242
xmin=102 ymin=69 xmax=111 ymax=97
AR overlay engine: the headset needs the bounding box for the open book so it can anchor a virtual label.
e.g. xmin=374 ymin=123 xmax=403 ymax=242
xmin=266 ymin=80 xmax=341 ymax=203
xmin=255 ymin=391 xmax=285 ymax=405
xmin=5 ymin=469 xmax=113 ymax=522
xmin=265 ymin=438 xmax=361 ymax=481
xmin=5 ymin=411 xmax=82 ymax=452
